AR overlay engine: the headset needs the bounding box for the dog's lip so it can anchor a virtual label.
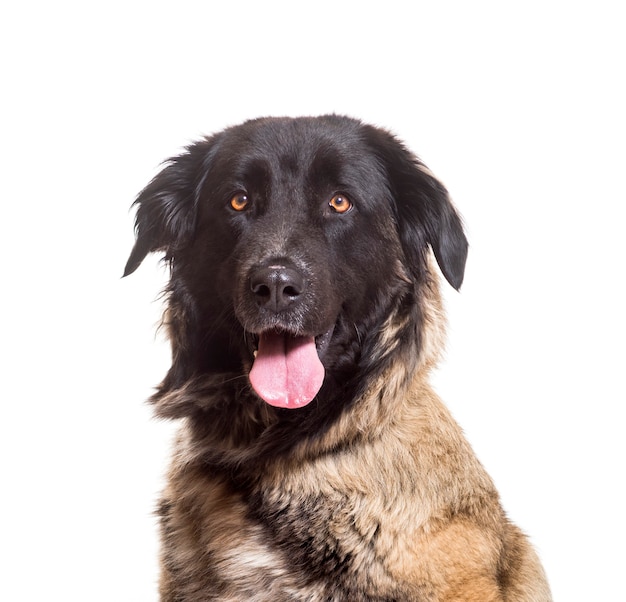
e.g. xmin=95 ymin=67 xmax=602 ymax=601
xmin=248 ymin=325 xmax=335 ymax=359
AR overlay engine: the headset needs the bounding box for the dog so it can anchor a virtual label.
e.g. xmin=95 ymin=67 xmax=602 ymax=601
xmin=125 ymin=115 xmax=551 ymax=601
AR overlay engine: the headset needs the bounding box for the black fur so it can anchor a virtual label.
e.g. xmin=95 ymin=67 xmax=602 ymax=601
xmin=125 ymin=115 xmax=467 ymax=460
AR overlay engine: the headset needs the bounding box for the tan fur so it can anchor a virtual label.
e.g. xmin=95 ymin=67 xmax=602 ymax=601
xmin=156 ymin=266 xmax=551 ymax=601
xmin=125 ymin=116 xmax=551 ymax=600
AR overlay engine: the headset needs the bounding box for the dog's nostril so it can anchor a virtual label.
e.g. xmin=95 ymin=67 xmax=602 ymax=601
xmin=251 ymin=283 xmax=272 ymax=299
xmin=250 ymin=264 xmax=305 ymax=312
xmin=283 ymin=285 xmax=300 ymax=298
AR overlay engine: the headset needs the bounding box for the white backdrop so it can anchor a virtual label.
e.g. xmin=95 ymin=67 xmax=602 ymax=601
xmin=2 ymin=2 xmax=624 ymax=600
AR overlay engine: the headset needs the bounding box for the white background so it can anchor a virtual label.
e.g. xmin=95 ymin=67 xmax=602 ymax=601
xmin=2 ymin=2 xmax=624 ymax=600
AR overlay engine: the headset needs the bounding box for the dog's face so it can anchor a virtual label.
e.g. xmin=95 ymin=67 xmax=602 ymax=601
xmin=125 ymin=116 xmax=467 ymax=410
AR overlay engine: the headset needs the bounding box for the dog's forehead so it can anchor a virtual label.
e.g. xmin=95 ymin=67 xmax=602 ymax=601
xmin=221 ymin=117 xmax=385 ymax=192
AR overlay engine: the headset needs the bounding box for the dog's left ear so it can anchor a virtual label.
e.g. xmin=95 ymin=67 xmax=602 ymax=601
xmin=364 ymin=126 xmax=468 ymax=290
xmin=123 ymin=137 xmax=217 ymax=277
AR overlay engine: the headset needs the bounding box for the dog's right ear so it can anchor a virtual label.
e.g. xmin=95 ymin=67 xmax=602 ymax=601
xmin=123 ymin=138 xmax=217 ymax=277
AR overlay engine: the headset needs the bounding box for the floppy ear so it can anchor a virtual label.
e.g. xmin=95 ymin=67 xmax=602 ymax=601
xmin=123 ymin=138 xmax=217 ymax=277
xmin=364 ymin=126 xmax=468 ymax=290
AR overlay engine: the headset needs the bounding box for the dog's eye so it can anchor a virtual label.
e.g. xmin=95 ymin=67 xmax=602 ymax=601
xmin=328 ymin=194 xmax=353 ymax=214
xmin=230 ymin=193 xmax=250 ymax=212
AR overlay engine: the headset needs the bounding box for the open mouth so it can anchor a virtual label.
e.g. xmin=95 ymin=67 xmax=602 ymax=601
xmin=247 ymin=326 xmax=334 ymax=409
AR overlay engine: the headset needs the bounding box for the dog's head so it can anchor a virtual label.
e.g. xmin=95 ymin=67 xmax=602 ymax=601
xmin=125 ymin=116 xmax=467 ymax=410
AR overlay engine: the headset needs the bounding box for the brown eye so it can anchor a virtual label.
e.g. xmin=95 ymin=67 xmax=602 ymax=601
xmin=230 ymin=193 xmax=249 ymax=212
xmin=328 ymin=194 xmax=353 ymax=214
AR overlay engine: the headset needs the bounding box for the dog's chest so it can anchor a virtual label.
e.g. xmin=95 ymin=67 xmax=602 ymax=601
xmin=162 ymin=462 xmax=419 ymax=601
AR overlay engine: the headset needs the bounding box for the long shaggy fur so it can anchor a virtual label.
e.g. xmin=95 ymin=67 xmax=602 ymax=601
xmin=125 ymin=115 xmax=551 ymax=601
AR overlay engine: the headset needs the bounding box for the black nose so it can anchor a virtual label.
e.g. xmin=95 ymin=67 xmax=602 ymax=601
xmin=250 ymin=263 xmax=306 ymax=313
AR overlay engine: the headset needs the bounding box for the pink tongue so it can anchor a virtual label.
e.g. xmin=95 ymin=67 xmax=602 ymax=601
xmin=249 ymin=332 xmax=325 ymax=408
